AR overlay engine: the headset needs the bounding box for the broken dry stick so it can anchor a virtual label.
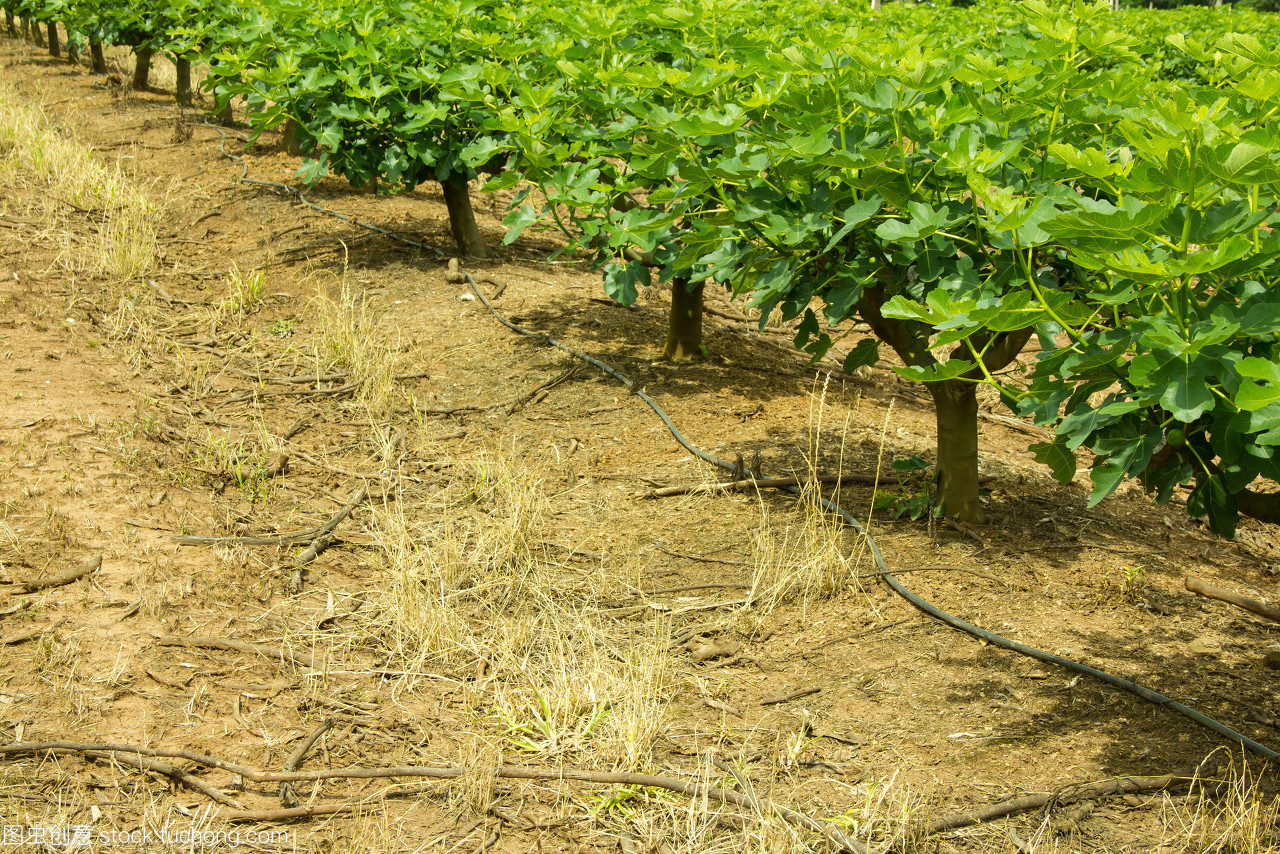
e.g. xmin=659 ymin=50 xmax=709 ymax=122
xmin=174 ymin=483 xmax=368 ymax=546
xmin=0 ymin=741 xmax=869 ymax=853
xmin=1184 ymin=576 xmax=1280 ymax=625
xmin=155 ymin=636 xmax=320 ymax=670
xmin=761 ymin=687 xmax=821 ymax=706
xmin=279 ymin=718 xmax=334 ymax=808
xmin=642 ymin=473 xmax=896 ymax=498
xmin=927 ymin=773 xmax=1192 ymax=833
xmin=19 ymin=555 xmax=101 ymax=592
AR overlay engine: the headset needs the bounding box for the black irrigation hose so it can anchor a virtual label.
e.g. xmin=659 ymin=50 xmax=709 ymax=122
xmin=204 ymin=121 xmax=447 ymax=259
xmin=459 ymin=270 xmax=1280 ymax=764
xmin=197 ymin=121 xmax=1276 ymax=763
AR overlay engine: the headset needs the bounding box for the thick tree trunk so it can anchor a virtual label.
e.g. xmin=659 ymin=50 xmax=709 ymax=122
xmin=281 ymin=118 xmax=305 ymax=155
xmin=46 ymin=21 xmax=58 ymax=57
xmin=927 ymin=379 xmax=985 ymax=524
xmin=662 ymin=277 xmax=704 ymax=360
xmin=441 ymin=177 xmax=490 ymax=259
xmin=31 ymin=18 xmax=43 ymax=46
xmin=1237 ymin=488 xmax=1280 ymax=526
xmin=90 ymin=40 xmax=106 ymax=73
xmin=175 ymin=57 xmax=192 ymax=106
xmin=132 ymin=45 xmax=152 ymax=91
xmin=66 ymin=34 xmax=77 ymax=63
xmin=214 ymin=96 xmax=234 ymax=125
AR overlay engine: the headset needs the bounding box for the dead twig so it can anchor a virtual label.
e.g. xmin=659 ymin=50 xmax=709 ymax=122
xmin=154 ymin=636 xmax=320 ymax=671
xmin=1185 ymin=576 xmax=1280 ymax=625
xmin=761 ymin=687 xmax=821 ymax=706
xmin=651 ymin=546 xmax=748 ymax=567
xmin=641 ymin=472 xmax=900 ymax=498
xmin=0 ymin=741 xmax=871 ymax=852
xmin=279 ymin=718 xmax=335 ymax=808
xmin=174 ymin=483 xmax=367 ymax=546
xmin=927 ymin=773 xmax=1192 ymax=833
xmin=18 ymin=555 xmax=101 ymax=592
xmin=83 ymin=749 xmax=238 ymax=808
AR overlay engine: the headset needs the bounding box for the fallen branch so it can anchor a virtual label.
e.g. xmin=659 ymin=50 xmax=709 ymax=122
xmin=810 ymin=618 xmax=916 ymax=653
xmin=761 ymin=687 xmax=821 ymax=706
xmin=83 ymin=749 xmax=238 ymax=808
xmin=174 ymin=483 xmax=367 ymax=546
xmin=19 ymin=555 xmax=101 ymax=592
xmin=420 ymin=366 xmax=576 ymax=416
xmin=1185 ymin=576 xmax=1280 ymax=625
xmin=154 ymin=636 xmax=320 ymax=670
xmin=641 ymin=472 xmax=898 ymax=498
xmin=651 ymin=546 xmax=748 ymax=566
xmin=279 ymin=718 xmax=334 ymax=808
xmin=927 ymin=773 xmax=1192 ymax=833
xmin=226 ymin=804 xmax=352 ymax=822
xmin=296 ymin=533 xmax=337 ymax=567
xmin=1 ymin=622 xmax=58 ymax=646
xmin=0 ymin=741 xmax=870 ymax=852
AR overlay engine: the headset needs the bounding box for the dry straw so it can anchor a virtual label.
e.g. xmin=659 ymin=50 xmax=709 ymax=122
xmin=0 ymin=77 xmax=160 ymax=283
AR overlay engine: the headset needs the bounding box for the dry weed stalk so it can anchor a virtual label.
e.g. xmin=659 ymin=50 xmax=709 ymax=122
xmin=748 ymin=379 xmax=867 ymax=613
xmin=0 ymin=78 xmax=160 ymax=283
xmin=1162 ymin=759 xmax=1279 ymax=853
xmin=315 ymin=273 xmax=401 ymax=421
xmin=365 ymin=444 xmax=672 ymax=770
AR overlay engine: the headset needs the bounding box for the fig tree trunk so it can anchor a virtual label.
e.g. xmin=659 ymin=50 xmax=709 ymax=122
xmin=441 ymin=177 xmax=490 ymax=259
xmin=90 ymin=40 xmax=105 ymax=73
xmin=281 ymin=118 xmax=304 ymax=155
xmin=31 ymin=18 xmax=43 ymax=46
xmin=175 ymin=57 xmax=192 ymax=106
xmin=215 ymin=98 xmax=234 ymax=125
xmin=1237 ymin=488 xmax=1280 ymax=525
xmin=46 ymin=21 xmax=57 ymax=57
xmin=928 ymin=379 xmax=984 ymax=524
xmin=66 ymin=34 xmax=77 ymax=63
xmin=856 ymin=279 xmax=1033 ymax=525
xmin=132 ymin=45 xmax=152 ymax=91
xmin=662 ymin=276 xmax=704 ymax=360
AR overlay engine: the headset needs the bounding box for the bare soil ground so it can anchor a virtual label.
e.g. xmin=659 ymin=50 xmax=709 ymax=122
xmin=1 ymin=38 xmax=1278 ymax=854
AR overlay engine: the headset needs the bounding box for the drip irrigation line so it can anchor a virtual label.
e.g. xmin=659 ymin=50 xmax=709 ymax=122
xmin=195 ymin=127 xmax=1276 ymax=762
xmin=459 ymin=270 xmax=1278 ymax=764
xmin=204 ymin=121 xmax=447 ymax=259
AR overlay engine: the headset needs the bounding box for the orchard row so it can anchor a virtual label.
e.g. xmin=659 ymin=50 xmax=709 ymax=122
xmin=6 ymin=0 xmax=1280 ymax=535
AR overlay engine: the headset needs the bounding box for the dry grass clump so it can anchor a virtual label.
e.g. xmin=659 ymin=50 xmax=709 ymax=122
xmin=315 ymin=276 xmax=402 ymax=421
xmin=747 ymin=491 xmax=865 ymax=614
xmin=748 ymin=381 xmax=868 ymax=613
xmin=0 ymin=77 xmax=160 ymax=282
xmin=1161 ymin=760 xmax=1280 ymax=853
xmin=485 ymin=606 xmax=671 ymax=769
xmin=366 ymin=445 xmax=672 ymax=769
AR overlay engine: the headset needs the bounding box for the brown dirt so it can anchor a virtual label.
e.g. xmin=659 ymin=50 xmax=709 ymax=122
xmin=1 ymin=38 xmax=1278 ymax=854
